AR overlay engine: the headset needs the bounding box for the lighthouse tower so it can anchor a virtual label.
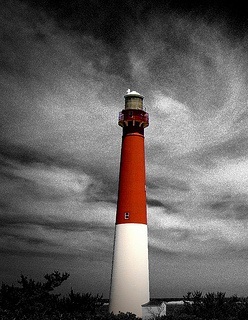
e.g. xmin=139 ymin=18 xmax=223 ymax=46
xmin=109 ymin=90 xmax=150 ymax=318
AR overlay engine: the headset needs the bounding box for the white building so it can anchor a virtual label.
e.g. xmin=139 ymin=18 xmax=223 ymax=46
xmin=142 ymin=300 xmax=167 ymax=319
xmin=142 ymin=299 xmax=185 ymax=319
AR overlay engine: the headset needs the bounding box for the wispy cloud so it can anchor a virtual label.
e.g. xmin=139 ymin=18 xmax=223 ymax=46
xmin=1 ymin=0 xmax=248 ymax=297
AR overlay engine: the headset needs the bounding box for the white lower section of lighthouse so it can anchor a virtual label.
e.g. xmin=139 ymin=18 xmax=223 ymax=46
xmin=109 ymin=223 xmax=149 ymax=318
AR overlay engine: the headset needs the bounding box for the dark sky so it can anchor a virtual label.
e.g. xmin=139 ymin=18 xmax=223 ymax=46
xmin=1 ymin=0 xmax=248 ymax=298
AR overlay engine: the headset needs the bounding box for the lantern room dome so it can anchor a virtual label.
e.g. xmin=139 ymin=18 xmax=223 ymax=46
xmin=124 ymin=89 xmax=144 ymax=99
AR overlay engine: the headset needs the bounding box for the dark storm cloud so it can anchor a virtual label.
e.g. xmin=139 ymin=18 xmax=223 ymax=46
xmin=14 ymin=0 xmax=248 ymax=105
xmin=0 ymin=1 xmax=50 ymax=81
xmin=0 ymin=210 xmax=113 ymax=259
xmin=19 ymin=0 xmax=139 ymax=82
xmin=85 ymin=181 xmax=117 ymax=204
xmin=0 ymin=212 xmax=37 ymax=226
xmin=25 ymin=0 xmax=146 ymax=45
xmin=234 ymin=204 xmax=248 ymax=220
xmin=0 ymin=192 xmax=113 ymax=236
xmin=0 ymin=141 xmax=92 ymax=177
xmin=164 ymin=204 xmax=182 ymax=214
xmin=147 ymin=199 xmax=164 ymax=207
xmin=0 ymin=204 xmax=112 ymax=234
xmin=148 ymin=177 xmax=190 ymax=192
xmin=147 ymin=199 xmax=180 ymax=213
xmin=207 ymin=195 xmax=248 ymax=221
xmin=210 ymin=200 xmax=230 ymax=211
xmin=0 ymin=141 xmax=118 ymax=203
xmin=0 ymin=142 xmax=56 ymax=166
xmin=24 ymin=0 xmax=248 ymax=41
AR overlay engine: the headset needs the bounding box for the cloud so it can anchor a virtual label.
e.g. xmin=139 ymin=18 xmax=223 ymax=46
xmin=147 ymin=199 xmax=180 ymax=213
xmin=0 ymin=140 xmax=116 ymax=264
xmin=206 ymin=193 xmax=248 ymax=221
xmin=1 ymin=0 xmax=248 ymax=297
xmin=148 ymin=199 xmax=248 ymax=261
xmin=200 ymin=158 xmax=248 ymax=195
xmin=0 ymin=206 xmax=114 ymax=259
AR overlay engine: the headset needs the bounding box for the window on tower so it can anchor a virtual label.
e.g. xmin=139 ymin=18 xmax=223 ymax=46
xmin=124 ymin=212 xmax=130 ymax=220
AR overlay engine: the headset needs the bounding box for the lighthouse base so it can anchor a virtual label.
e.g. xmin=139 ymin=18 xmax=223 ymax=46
xmin=109 ymin=223 xmax=149 ymax=318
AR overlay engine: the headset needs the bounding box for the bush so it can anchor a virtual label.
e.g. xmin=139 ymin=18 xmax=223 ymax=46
xmin=0 ymin=271 xmax=140 ymax=319
xmin=0 ymin=271 xmax=69 ymax=319
xmin=170 ymin=291 xmax=248 ymax=320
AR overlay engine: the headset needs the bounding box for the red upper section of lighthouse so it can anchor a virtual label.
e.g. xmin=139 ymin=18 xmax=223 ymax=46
xmin=116 ymin=90 xmax=149 ymax=225
xmin=118 ymin=109 xmax=149 ymax=128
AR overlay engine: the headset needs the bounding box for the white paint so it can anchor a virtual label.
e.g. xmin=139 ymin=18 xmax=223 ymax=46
xmin=126 ymin=89 xmax=141 ymax=95
xmin=167 ymin=300 xmax=185 ymax=305
xmin=109 ymin=223 xmax=149 ymax=318
xmin=142 ymin=302 xmax=167 ymax=320
xmin=124 ymin=89 xmax=143 ymax=98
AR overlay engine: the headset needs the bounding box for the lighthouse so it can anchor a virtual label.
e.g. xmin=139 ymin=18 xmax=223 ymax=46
xmin=109 ymin=90 xmax=150 ymax=318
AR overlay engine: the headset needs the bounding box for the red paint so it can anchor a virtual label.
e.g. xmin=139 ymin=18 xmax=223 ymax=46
xmin=116 ymin=108 xmax=149 ymax=225
xmin=119 ymin=109 xmax=149 ymax=128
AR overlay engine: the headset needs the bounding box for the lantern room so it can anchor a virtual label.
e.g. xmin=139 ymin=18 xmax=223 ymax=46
xmin=119 ymin=89 xmax=149 ymax=128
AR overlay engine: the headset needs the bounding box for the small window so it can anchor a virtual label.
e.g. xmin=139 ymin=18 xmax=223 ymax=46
xmin=124 ymin=212 xmax=130 ymax=220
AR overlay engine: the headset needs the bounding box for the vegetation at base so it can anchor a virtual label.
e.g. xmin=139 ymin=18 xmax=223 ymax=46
xmin=0 ymin=271 xmax=140 ymax=320
xmin=1 ymin=272 xmax=248 ymax=319
xmin=158 ymin=291 xmax=248 ymax=320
